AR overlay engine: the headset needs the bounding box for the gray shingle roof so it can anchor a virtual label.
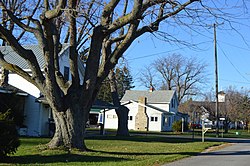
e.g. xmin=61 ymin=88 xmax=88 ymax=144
xmin=0 ymin=44 xmax=69 ymax=69
xmin=121 ymin=90 xmax=175 ymax=103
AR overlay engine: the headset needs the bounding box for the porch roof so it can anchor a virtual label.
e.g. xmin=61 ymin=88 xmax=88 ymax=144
xmin=0 ymin=84 xmax=28 ymax=96
xmin=36 ymin=96 xmax=118 ymax=111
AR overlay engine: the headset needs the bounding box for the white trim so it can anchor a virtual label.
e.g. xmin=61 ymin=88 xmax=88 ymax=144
xmin=0 ymin=89 xmax=28 ymax=96
xmin=129 ymin=100 xmax=175 ymax=115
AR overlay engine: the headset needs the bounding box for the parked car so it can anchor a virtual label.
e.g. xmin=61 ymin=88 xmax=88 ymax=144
xmin=191 ymin=123 xmax=202 ymax=129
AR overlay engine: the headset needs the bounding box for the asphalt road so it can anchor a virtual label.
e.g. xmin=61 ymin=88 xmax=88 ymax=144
xmin=163 ymin=142 xmax=250 ymax=166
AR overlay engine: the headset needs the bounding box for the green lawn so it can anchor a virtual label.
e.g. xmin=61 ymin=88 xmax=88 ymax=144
xmin=126 ymin=129 xmax=250 ymax=139
xmin=1 ymin=136 xmax=223 ymax=166
xmin=185 ymin=129 xmax=250 ymax=138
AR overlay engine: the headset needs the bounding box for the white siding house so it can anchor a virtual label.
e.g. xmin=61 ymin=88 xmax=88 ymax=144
xmin=0 ymin=44 xmax=85 ymax=136
xmin=103 ymin=90 xmax=179 ymax=132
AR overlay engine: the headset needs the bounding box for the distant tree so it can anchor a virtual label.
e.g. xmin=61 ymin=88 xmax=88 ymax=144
xmin=98 ymin=65 xmax=134 ymax=102
xmin=141 ymin=54 xmax=207 ymax=103
xmin=139 ymin=65 xmax=157 ymax=90
xmin=225 ymin=87 xmax=250 ymax=129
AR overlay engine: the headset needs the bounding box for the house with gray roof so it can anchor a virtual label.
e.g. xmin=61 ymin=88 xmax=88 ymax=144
xmin=0 ymin=44 xmax=85 ymax=137
xmin=102 ymin=90 xmax=180 ymax=132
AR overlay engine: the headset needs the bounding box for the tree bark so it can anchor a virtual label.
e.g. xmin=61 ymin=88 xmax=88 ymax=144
xmin=115 ymin=105 xmax=129 ymax=136
xmin=0 ymin=67 xmax=9 ymax=86
xmin=47 ymin=103 xmax=87 ymax=151
xmin=108 ymin=70 xmax=129 ymax=136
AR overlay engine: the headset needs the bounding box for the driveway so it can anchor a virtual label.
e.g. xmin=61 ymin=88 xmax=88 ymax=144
xmin=163 ymin=142 xmax=250 ymax=166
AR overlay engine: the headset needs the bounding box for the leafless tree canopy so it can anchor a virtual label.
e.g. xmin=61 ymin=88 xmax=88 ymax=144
xmin=0 ymin=0 xmax=248 ymax=150
xmin=140 ymin=54 xmax=207 ymax=103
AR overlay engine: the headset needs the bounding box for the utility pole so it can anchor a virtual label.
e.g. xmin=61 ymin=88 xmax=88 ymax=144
xmin=214 ymin=23 xmax=219 ymax=138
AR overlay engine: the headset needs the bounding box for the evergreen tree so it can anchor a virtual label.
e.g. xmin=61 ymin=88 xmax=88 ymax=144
xmin=98 ymin=65 xmax=134 ymax=102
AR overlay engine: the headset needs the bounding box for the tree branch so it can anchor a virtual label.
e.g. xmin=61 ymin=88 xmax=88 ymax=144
xmin=0 ymin=1 xmax=38 ymax=33
xmin=0 ymin=25 xmax=44 ymax=85
xmin=43 ymin=0 xmax=67 ymax=20
xmin=0 ymin=51 xmax=37 ymax=86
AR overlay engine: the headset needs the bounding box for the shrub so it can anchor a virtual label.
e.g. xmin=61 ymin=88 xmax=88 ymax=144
xmin=0 ymin=111 xmax=20 ymax=159
xmin=172 ymin=120 xmax=182 ymax=132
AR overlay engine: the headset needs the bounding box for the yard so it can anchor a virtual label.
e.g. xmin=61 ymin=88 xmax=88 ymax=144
xmin=1 ymin=135 xmax=223 ymax=166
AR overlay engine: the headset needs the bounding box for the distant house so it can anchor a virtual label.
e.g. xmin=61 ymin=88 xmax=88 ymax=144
xmin=102 ymin=90 xmax=184 ymax=132
xmin=188 ymin=91 xmax=227 ymax=128
xmin=0 ymin=44 xmax=85 ymax=137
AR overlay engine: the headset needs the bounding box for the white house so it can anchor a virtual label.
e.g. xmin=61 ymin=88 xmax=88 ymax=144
xmin=102 ymin=90 xmax=180 ymax=132
xmin=0 ymin=44 xmax=85 ymax=137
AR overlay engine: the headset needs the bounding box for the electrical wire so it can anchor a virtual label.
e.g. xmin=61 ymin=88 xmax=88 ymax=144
xmin=217 ymin=42 xmax=250 ymax=83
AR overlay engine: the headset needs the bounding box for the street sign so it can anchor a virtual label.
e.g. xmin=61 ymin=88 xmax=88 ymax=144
xmin=219 ymin=117 xmax=225 ymax=121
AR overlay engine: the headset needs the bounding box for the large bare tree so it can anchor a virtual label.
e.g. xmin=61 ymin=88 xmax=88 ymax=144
xmin=140 ymin=54 xmax=207 ymax=103
xmin=0 ymin=0 xmax=246 ymax=150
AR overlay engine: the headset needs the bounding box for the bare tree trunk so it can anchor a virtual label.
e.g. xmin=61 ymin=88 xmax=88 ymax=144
xmin=47 ymin=103 xmax=87 ymax=150
xmin=0 ymin=67 xmax=9 ymax=86
xmin=115 ymin=105 xmax=129 ymax=136
xmin=108 ymin=70 xmax=129 ymax=136
xmin=224 ymin=120 xmax=229 ymax=133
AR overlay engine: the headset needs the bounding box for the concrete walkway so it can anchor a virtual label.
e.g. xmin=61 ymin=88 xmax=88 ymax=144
xmin=163 ymin=142 xmax=250 ymax=166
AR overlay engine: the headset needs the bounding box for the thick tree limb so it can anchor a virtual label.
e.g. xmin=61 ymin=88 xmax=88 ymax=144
xmin=43 ymin=0 xmax=67 ymax=20
xmin=0 ymin=25 xmax=44 ymax=85
xmin=105 ymin=0 xmax=142 ymax=34
xmin=69 ymin=0 xmax=80 ymax=87
xmin=0 ymin=51 xmax=37 ymax=86
xmin=101 ymin=0 xmax=120 ymax=25
xmin=97 ymin=21 xmax=139 ymax=85
xmin=84 ymin=25 xmax=104 ymax=92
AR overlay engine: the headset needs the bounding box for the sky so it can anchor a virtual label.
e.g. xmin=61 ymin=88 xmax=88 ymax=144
xmin=122 ymin=1 xmax=250 ymax=96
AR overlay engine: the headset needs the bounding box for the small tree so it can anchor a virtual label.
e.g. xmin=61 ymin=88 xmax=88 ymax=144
xmin=172 ymin=120 xmax=182 ymax=132
xmin=0 ymin=110 xmax=20 ymax=159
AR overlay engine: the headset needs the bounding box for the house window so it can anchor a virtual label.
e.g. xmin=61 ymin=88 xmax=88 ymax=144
xmin=64 ymin=66 xmax=70 ymax=81
xmin=128 ymin=116 xmax=133 ymax=121
xmin=150 ymin=116 xmax=158 ymax=122
xmin=107 ymin=114 xmax=113 ymax=119
xmin=171 ymin=99 xmax=176 ymax=108
xmin=165 ymin=117 xmax=168 ymax=126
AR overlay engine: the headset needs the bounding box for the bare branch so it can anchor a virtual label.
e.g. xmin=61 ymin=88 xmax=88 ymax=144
xmin=0 ymin=51 xmax=36 ymax=86
xmin=43 ymin=0 xmax=67 ymax=20
xmin=0 ymin=1 xmax=38 ymax=33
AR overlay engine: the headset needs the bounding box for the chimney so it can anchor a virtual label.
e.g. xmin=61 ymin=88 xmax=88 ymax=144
xmin=218 ymin=91 xmax=226 ymax=102
xmin=135 ymin=96 xmax=148 ymax=131
xmin=149 ymin=86 xmax=154 ymax=92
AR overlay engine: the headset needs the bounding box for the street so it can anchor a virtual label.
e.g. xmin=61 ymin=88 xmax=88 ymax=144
xmin=164 ymin=142 xmax=250 ymax=166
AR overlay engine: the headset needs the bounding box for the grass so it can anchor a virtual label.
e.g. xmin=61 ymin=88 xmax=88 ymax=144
xmin=185 ymin=129 xmax=250 ymax=138
xmin=0 ymin=135 xmax=223 ymax=166
xmin=121 ymin=129 xmax=250 ymax=139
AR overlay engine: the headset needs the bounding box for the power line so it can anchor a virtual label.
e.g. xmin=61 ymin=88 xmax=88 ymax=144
xmin=220 ymin=78 xmax=250 ymax=85
xmin=217 ymin=42 xmax=250 ymax=83
xmin=219 ymin=40 xmax=250 ymax=52
xmin=126 ymin=47 xmax=186 ymax=61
